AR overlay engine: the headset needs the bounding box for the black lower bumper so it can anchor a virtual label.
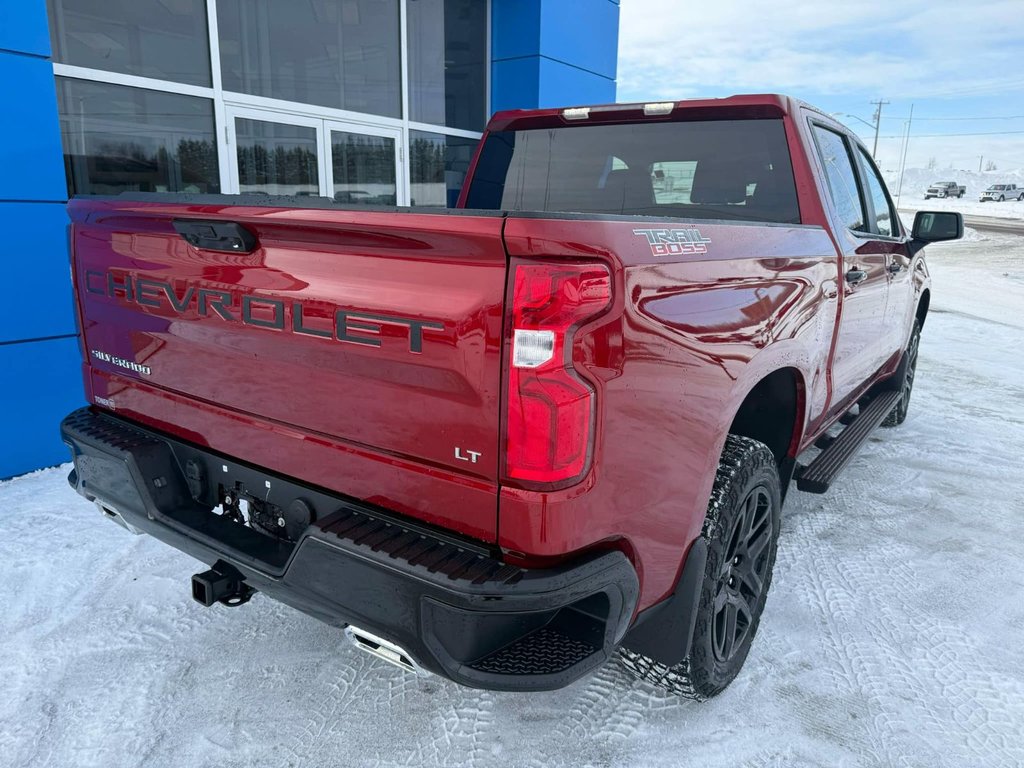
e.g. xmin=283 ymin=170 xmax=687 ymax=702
xmin=60 ymin=407 xmax=639 ymax=692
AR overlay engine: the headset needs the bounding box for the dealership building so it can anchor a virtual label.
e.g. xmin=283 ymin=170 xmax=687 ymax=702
xmin=0 ymin=0 xmax=620 ymax=478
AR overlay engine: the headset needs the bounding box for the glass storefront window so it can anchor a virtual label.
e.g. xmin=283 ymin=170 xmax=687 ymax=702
xmin=408 ymin=0 xmax=487 ymax=131
xmin=47 ymin=0 xmax=211 ymax=86
xmin=331 ymin=131 xmax=397 ymax=205
xmin=410 ymin=130 xmax=478 ymax=207
xmin=235 ymin=119 xmax=320 ymax=196
xmin=217 ymin=0 xmax=401 ymax=119
xmin=56 ymin=78 xmax=219 ymax=196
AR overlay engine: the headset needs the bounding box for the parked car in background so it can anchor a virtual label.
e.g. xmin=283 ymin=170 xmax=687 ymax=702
xmin=925 ymin=181 xmax=966 ymax=199
xmin=60 ymin=94 xmax=962 ymax=701
xmin=979 ymin=184 xmax=1023 ymax=202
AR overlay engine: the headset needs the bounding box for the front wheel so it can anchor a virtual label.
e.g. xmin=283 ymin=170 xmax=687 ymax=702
xmin=883 ymin=319 xmax=921 ymax=427
xmin=999 ymin=195 xmax=1005 ymax=202
xmin=618 ymin=435 xmax=781 ymax=700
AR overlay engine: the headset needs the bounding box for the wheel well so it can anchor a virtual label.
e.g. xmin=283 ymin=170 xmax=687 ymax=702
xmin=728 ymin=369 xmax=801 ymax=468
xmin=916 ymin=290 xmax=930 ymax=329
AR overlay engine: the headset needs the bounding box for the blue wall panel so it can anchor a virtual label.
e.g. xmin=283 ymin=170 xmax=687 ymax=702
xmin=491 ymin=0 xmax=542 ymax=61
xmin=0 ymin=203 xmax=74 ymax=343
xmin=0 ymin=0 xmax=52 ymax=57
xmin=1 ymin=0 xmax=82 ymax=479
xmin=491 ymin=0 xmax=618 ymax=113
xmin=0 ymin=337 xmax=84 ymax=479
xmin=537 ymin=57 xmax=616 ymax=107
xmin=491 ymin=57 xmax=541 ymax=114
xmin=0 ymin=51 xmax=67 ymax=202
xmin=537 ymin=0 xmax=619 ymax=81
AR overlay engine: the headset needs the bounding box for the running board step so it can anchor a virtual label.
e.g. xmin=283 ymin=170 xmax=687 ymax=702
xmin=796 ymin=390 xmax=901 ymax=494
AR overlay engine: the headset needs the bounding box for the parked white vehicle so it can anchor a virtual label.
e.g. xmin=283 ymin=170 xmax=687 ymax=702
xmin=979 ymin=184 xmax=1023 ymax=202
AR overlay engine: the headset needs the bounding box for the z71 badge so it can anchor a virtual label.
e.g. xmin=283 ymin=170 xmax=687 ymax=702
xmin=633 ymin=227 xmax=711 ymax=256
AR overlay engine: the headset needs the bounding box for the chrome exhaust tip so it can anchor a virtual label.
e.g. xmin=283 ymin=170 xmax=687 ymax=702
xmin=344 ymin=625 xmax=425 ymax=675
xmin=95 ymin=501 xmax=142 ymax=535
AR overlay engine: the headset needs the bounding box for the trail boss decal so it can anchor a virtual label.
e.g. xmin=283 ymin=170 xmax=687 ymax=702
xmin=633 ymin=227 xmax=711 ymax=256
xmin=84 ymin=270 xmax=444 ymax=354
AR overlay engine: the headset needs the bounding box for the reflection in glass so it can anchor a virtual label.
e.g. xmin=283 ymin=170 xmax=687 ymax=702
xmin=331 ymin=132 xmax=396 ymax=205
xmin=56 ymin=78 xmax=219 ymax=196
xmin=235 ymin=119 xmax=319 ymax=196
xmin=409 ymin=131 xmax=485 ymax=207
xmin=47 ymin=0 xmax=211 ymax=86
xmin=408 ymin=0 xmax=487 ymax=131
xmin=217 ymin=0 xmax=400 ymax=118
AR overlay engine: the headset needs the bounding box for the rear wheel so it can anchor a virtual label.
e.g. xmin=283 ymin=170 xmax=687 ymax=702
xmin=618 ymin=435 xmax=781 ymax=700
xmin=883 ymin=319 xmax=921 ymax=427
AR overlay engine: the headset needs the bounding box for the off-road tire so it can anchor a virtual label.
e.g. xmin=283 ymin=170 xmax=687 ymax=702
xmin=618 ymin=435 xmax=781 ymax=700
xmin=882 ymin=319 xmax=921 ymax=427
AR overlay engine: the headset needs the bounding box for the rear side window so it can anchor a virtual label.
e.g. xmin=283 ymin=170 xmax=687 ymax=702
xmin=465 ymin=119 xmax=800 ymax=224
xmin=812 ymin=125 xmax=865 ymax=232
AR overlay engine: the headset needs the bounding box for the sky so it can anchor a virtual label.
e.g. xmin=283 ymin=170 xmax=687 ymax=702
xmin=616 ymin=0 xmax=1024 ymax=173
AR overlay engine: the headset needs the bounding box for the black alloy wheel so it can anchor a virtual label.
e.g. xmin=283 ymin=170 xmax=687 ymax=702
xmin=883 ymin=319 xmax=921 ymax=427
xmin=711 ymin=486 xmax=773 ymax=662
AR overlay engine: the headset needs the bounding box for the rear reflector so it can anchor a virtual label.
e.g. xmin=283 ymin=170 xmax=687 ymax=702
xmin=504 ymin=262 xmax=611 ymax=486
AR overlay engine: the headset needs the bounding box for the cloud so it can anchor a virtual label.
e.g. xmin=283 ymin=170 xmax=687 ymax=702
xmin=617 ymin=0 xmax=1024 ymax=101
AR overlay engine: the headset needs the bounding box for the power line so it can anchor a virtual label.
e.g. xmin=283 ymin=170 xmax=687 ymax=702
xmin=879 ymin=114 xmax=1024 ymax=121
xmin=878 ymin=129 xmax=1024 ymax=138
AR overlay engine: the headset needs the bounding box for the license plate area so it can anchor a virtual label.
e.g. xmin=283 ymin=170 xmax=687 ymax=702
xmin=212 ymin=477 xmax=313 ymax=544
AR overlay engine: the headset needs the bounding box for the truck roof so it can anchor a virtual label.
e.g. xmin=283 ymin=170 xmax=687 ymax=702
xmin=488 ymin=93 xmax=816 ymax=132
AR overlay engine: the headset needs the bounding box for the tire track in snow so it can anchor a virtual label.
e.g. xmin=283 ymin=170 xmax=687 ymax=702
xmin=785 ymin=472 xmax=1024 ymax=767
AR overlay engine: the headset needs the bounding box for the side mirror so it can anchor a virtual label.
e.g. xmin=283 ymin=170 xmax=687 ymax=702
xmin=911 ymin=210 xmax=963 ymax=245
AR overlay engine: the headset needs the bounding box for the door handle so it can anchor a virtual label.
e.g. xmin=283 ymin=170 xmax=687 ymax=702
xmin=173 ymin=219 xmax=257 ymax=253
xmin=845 ymin=268 xmax=868 ymax=285
xmin=887 ymin=263 xmax=904 ymax=274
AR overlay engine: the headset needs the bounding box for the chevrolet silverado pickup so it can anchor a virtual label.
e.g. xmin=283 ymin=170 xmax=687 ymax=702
xmin=61 ymin=94 xmax=963 ymax=700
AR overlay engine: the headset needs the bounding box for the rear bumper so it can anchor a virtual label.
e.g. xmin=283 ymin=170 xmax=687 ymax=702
xmin=60 ymin=407 xmax=639 ymax=692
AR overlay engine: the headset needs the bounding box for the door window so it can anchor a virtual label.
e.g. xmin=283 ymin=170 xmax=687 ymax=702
xmin=855 ymin=147 xmax=898 ymax=237
xmin=330 ymin=131 xmax=396 ymax=205
xmin=812 ymin=126 xmax=866 ymax=232
xmin=235 ymin=118 xmax=319 ymax=196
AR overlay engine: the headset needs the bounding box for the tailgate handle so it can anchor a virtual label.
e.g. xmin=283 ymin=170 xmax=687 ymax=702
xmin=173 ymin=219 xmax=257 ymax=253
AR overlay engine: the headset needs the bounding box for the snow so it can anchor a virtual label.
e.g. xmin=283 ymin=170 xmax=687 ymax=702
xmin=889 ymin=167 xmax=1024 ymax=219
xmin=3 ymin=234 xmax=1024 ymax=767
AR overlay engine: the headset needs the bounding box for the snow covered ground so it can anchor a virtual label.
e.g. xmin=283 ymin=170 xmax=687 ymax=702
xmin=889 ymin=167 xmax=1024 ymax=219
xmin=3 ymin=234 xmax=1024 ymax=768
xmin=900 ymin=194 xmax=1024 ymax=221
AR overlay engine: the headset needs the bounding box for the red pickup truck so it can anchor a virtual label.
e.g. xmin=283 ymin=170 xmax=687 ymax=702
xmin=60 ymin=94 xmax=962 ymax=700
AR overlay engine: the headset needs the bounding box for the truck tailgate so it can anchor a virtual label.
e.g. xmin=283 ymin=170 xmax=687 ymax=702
xmin=68 ymin=198 xmax=507 ymax=542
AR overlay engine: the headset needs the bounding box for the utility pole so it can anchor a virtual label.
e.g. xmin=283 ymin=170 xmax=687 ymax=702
xmin=978 ymin=156 xmax=984 ymax=172
xmin=895 ymin=103 xmax=914 ymax=207
xmin=869 ymin=99 xmax=889 ymax=159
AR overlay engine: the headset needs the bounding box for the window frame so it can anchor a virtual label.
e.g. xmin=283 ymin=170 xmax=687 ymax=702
xmin=52 ymin=0 xmax=489 ymax=204
xmin=852 ymin=143 xmax=904 ymax=241
xmin=808 ymin=120 xmax=871 ymax=236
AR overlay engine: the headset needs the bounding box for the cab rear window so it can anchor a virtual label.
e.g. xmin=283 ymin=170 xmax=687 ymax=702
xmin=465 ymin=118 xmax=800 ymax=224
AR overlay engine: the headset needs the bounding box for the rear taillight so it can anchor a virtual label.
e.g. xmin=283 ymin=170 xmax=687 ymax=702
xmin=504 ymin=262 xmax=611 ymax=487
